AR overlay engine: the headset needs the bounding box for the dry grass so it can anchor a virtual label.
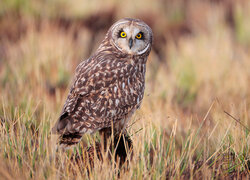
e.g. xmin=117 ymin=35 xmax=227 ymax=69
xmin=0 ymin=0 xmax=249 ymax=179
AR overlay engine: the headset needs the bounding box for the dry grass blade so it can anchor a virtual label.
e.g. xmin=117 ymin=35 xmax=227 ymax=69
xmin=224 ymin=111 xmax=250 ymax=132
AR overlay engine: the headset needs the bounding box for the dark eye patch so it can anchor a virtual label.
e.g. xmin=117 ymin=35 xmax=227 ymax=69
xmin=117 ymin=29 xmax=124 ymax=38
xmin=136 ymin=31 xmax=145 ymax=40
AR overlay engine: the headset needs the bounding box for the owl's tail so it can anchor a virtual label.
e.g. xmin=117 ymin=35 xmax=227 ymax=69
xmin=58 ymin=132 xmax=84 ymax=149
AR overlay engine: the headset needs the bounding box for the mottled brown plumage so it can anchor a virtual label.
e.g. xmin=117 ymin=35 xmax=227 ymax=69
xmin=52 ymin=18 xmax=153 ymax=147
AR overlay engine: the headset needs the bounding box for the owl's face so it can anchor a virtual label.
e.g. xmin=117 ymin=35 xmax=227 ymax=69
xmin=109 ymin=18 xmax=153 ymax=55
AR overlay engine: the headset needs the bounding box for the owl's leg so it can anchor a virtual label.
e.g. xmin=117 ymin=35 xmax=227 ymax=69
xmin=98 ymin=126 xmax=123 ymax=150
xmin=99 ymin=127 xmax=112 ymax=151
xmin=99 ymin=127 xmax=133 ymax=166
xmin=114 ymin=131 xmax=133 ymax=167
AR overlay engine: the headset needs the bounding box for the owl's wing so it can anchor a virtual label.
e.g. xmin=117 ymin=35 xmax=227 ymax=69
xmin=52 ymin=57 xmax=120 ymax=134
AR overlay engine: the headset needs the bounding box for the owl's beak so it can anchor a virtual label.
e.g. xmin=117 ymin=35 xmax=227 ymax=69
xmin=128 ymin=38 xmax=133 ymax=49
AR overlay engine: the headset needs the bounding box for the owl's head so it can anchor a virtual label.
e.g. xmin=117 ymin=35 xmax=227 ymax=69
xmin=108 ymin=18 xmax=153 ymax=55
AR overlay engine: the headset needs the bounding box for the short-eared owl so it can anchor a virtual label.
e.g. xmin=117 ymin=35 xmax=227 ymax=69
xmin=52 ymin=18 xmax=153 ymax=147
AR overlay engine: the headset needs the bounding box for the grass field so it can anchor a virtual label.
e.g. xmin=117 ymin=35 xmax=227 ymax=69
xmin=0 ymin=0 xmax=249 ymax=179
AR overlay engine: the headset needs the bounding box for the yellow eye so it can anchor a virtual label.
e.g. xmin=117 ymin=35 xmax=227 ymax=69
xmin=120 ymin=31 xmax=127 ymax=38
xmin=136 ymin=33 xmax=142 ymax=39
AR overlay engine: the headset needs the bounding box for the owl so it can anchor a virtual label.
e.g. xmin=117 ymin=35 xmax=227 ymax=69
xmin=52 ymin=18 xmax=153 ymax=148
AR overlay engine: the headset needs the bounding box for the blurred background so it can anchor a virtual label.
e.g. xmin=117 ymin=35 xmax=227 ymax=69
xmin=0 ymin=0 xmax=249 ymax=178
xmin=1 ymin=0 xmax=249 ymax=120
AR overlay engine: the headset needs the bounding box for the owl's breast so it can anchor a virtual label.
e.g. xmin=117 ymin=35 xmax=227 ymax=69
xmin=118 ymin=62 xmax=146 ymax=108
xmin=78 ymin=60 xmax=147 ymax=126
